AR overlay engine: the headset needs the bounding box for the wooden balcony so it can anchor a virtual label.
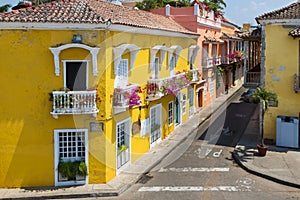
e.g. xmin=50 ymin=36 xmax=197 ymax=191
xmin=213 ymin=56 xmax=221 ymax=66
xmin=221 ymin=56 xmax=229 ymax=64
xmin=50 ymin=90 xmax=99 ymax=119
xmin=202 ymin=57 xmax=214 ymax=68
xmin=244 ymin=72 xmax=260 ymax=87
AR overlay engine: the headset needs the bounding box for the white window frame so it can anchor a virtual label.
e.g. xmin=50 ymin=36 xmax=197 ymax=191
xmin=168 ymin=101 xmax=174 ymax=126
xmin=182 ymin=93 xmax=187 ymax=114
xmin=209 ymin=76 xmax=215 ymax=97
xmin=169 ymin=56 xmax=175 ymax=76
xmin=114 ymin=59 xmax=129 ymax=88
xmin=150 ymin=104 xmax=162 ymax=149
xmin=63 ymin=60 xmax=89 ymax=90
xmin=152 ymin=57 xmax=159 ymax=79
xmin=188 ymin=88 xmax=194 ymax=118
xmin=116 ymin=118 xmax=131 ymax=174
xmin=49 ymin=43 xmax=100 ymax=76
xmin=54 ymin=129 xmax=88 ymax=187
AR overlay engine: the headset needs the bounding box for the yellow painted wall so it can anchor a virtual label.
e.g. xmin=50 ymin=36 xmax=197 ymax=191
xmin=0 ymin=29 xmax=106 ymax=187
xmin=0 ymin=28 xmax=198 ymax=187
xmin=264 ymin=25 xmax=300 ymax=139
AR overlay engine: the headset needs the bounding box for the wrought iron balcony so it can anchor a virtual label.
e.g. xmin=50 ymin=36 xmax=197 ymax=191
xmin=113 ymin=84 xmax=140 ymax=108
xmin=294 ymin=74 xmax=300 ymax=92
xmin=50 ymin=90 xmax=99 ymax=119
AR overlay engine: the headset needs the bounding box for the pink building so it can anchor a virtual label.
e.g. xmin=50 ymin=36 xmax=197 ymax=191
xmin=151 ymin=2 xmax=244 ymax=110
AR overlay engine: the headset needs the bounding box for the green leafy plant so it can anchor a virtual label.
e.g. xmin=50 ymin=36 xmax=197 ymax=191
xmin=250 ymin=87 xmax=278 ymax=147
xmin=117 ymin=145 xmax=128 ymax=154
xmin=58 ymin=160 xmax=88 ymax=180
xmin=151 ymin=124 xmax=161 ymax=132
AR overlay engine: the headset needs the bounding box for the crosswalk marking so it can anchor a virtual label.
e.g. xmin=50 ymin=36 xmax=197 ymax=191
xmin=139 ymin=186 xmax=241 ymax=192
xmin=158 ymin=167 xmax=230 ymax=173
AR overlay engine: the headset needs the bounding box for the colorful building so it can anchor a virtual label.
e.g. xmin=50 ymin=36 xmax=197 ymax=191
xmin=150 ymin=1 xmax=244 ymax=109
xmin=219 ymin=18 xmax=244 ymax=96
xmin=0 ymin=0 xmax=200 ymax=187
xmin=256 ymin=1 xmax=300 ymax=141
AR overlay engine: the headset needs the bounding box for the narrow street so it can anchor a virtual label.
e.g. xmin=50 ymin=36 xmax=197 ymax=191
xmin=92 ymin=92 xmax=300 ymax=200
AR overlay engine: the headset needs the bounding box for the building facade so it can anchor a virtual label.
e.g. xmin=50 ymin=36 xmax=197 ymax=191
xmin=0 ymin=0 xmax=200 ymax=187
xmin=256 ymin=1 xmax=300 ymax=141
xmin=150 ymin=1 xmax=245 ymax=109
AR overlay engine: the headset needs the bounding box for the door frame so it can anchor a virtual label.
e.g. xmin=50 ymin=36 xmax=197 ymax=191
xmin=150 ymin=103 xmax=162 ymax=149
xmin=116 ymin=117 xmax=131 ymax=175
xmin=175 ymin=93 xmax=182 ymax=126
xmin=63 ymin=60 xmax=89 ymax=90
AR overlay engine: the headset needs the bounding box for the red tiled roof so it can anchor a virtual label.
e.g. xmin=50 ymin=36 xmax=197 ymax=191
xmin=220 ymin=32 xmax=241 ymax=40
xmin=256 ymin=2 xmax=300 ymax=22
xmin=289 ymin=27 xmax=300 ymax=38
xmin=0 ymin=0 xmax=197 ymax=35
xmin=0 ymin=0 xmax=104 ymax=23
xmin=203 ymin=36 xmax=223 ymax=43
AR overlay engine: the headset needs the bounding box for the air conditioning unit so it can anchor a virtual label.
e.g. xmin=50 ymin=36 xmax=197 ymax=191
xmin=276 ymin=116 xmax=299 ymax=148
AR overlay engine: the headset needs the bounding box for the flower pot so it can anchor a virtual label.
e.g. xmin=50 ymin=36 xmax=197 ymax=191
xmin=257 ymin=144 xmax=268 ymax=156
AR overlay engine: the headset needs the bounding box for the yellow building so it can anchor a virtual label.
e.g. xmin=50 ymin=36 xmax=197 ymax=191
xmin=256 ymin=1 xmax=300 ymax=141
xmin=0 ymin=0 xmax=200 ymax=187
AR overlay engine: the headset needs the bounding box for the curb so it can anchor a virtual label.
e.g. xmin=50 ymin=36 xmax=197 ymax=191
xmin=232 ymin=145 xmax=300 ymax=189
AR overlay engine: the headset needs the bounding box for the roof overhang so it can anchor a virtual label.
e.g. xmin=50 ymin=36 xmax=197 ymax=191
xmin=256 ymin=19 xmax=300 ymax=26
xmin=0 ymin=22 xmax=200 ymax=39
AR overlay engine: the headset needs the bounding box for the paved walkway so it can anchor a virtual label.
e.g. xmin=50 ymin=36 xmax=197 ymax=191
xmin=1 ymin=83 xmax=299 ymax=199
xmin=232 ymin=105 xmax=300 ymax=188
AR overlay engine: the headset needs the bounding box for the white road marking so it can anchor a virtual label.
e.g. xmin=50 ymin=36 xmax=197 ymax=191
xmin=139 ymin=186 xmax=242 ymax=192
xmin=213 ymin=149 xmax=223 ymax=157
xmin=158 ymin=167 xmax=229 ymax=173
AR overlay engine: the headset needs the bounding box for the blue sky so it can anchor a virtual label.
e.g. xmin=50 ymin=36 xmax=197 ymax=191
xmin=1 ymin=0 xmax=297 ymax=26
xmin=223 ymin=0 xmax=297 ymax=26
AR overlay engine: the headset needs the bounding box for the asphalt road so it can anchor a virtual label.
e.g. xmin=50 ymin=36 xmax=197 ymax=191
xmin=85 ymin=91 xmax=300 ymax=200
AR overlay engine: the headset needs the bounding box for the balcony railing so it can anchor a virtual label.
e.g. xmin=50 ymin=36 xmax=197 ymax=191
xmin=113 ymin=84 xmax=139 ymax=108
xmin=294 ymin=74 xmax=300 ymax=92
xmin=202 ymin=57 xmax=214 ymax=68
xmin=146 ymin=72 xmax=191 ymax=100
xmin=221 ymin=56 xmax=229 ymax=64
xmin=51 ymin=90 xmax=99 ymax=119
xmin=213 ymin=56 xmax=221 ymax=66
xmin=244 ymin=72 xmax=260 ymax=87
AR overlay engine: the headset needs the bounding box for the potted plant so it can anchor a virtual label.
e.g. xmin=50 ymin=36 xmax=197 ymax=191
xmin=250 ymin=87 xmax=278 ymax=156
xmin=58 ymin=160 xmax=88 ymax=181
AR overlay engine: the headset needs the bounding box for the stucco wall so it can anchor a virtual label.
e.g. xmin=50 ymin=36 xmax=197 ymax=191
xmin=0 ymin=28 xmax=198 ymax=187
xmin=264 ymin=25 xmax=300 ymax=139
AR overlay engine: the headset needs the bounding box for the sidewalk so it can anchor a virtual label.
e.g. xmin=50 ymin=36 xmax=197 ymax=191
xmin=232 ymin=105 xmax=300 ymax=188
